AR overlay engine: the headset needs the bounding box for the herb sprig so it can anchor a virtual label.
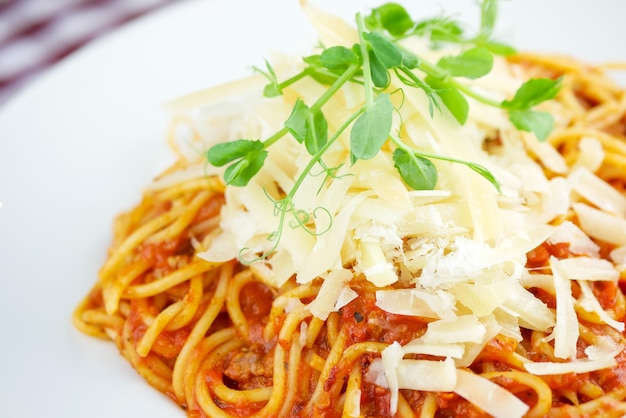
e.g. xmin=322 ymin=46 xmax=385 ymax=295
xmin=206 ymin=0 xmax=561 ymax=262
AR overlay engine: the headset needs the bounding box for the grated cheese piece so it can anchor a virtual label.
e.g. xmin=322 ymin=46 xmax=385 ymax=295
xmin=396 ymin=357 xmax=457 ymax=392
xmin=456 ymin=315 xmax=503 ymax=368
xmin=164 ymin=73 xmax=266 ymax=113
xmin=401 ymin=340 xmax=465 ymax=359
xmin=306 ymin=269 xmax=353 ymax=320
xmin=375 ymin=289 xmax=456 ymax=319
xmin=521 ymin=131 xmax=568 ymax=174
xmin=380 ymin=342 xmax=457 ymax=415
xmin=569 ymin=167 xmax=626 ymax=218
xmin=381 ymin=342 xmax=402 ymax=415
xmin=557 ymin=256 xmax=619 ymax=282
xmin=550 ymin=257 xmax=579 ymax=360
xmin=450 ymin=282 xmax=510 ymax=317
xmin=300 ymin=0 xmax=358 ymax=48
xmin=501 ymin=282 xmax=555 ymax=331
xmin=572 ymin=136 xmax=604 ymax=173
xmin=334 ymin=285 xmax=358 ymax=311
xmin=454 ymin=369 xmax=529 ymax=418
xmin=420 ymin=315 xmax=486 ymax=344
xmin=610 ymin=246 xmax=626 ymax=264
xmin=295 ymin=188 xmax=367 ymax=284
xmin=576 ymin=280 xmax=625 ymax=331
xmin=524 ymin=357 xmax=618 ymax=375
xmin=358 ymin=240 xmax=398 ymax=287
xmin=573 ymin=203 xmax=626 ymax=246
xmin=585 ymin=336 xmax=623 ymax=360
xmin=548 ymin=220 xmax=600 ymax=257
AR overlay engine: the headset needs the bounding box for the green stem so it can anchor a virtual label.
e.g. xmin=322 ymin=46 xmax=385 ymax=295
xmin=263 ymin=64 xmax=360 ymax=150
xmin=311 ymin=63 xmax=360 ymax=113
xmin=287 ymin=106 xmax=365 ymax=200
xmin=449 ymin=78 xmax=501 ymax=108
xmin=276 ymin=67 xmax=315 ymax=91
xmin=389 ymin=132 xmax=501 ymax=192
xmin=409 ymin=53 xmax=502 ymax=108
xmin=355 ymin=12 xmax=374 ymax=106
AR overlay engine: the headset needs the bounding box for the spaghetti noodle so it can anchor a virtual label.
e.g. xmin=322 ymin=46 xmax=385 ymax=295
xmin=74 ymin=3 xmax=626 ymax=418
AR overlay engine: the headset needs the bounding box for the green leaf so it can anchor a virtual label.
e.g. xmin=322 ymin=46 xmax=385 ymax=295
xmin=481 ymin=40 xmax=516 ymax=56
xmin=284 ymin=99 xmax=309 ymax=143
xmin=368 ymin=51 xmax=390 ymax=88
xmin=502 ymin=77 xmax=562 ymax=110
xmin=400 ymin=49 xmax=419 ymax=69
xmin=414 ymin=17 xmax=463 ymax=44
xmin=304 ymin=109 xmax=328 ymax=155
xmin=365 ymin=31 xmax=403 ymax=69
xmin=309 ymin=70 xmax=342 ymax=86
xmin=350 ymin=94 xmax=393 ymax=160
xmin=479 ymin=0 xmax=498 ymax=38
xmin=206 ymin=139 xmax=264 ymax=167
xmin=302 ymin=54 xmax=322 ymax=66
xmin=263 ymin=84 xmax=281 ymax=97
xmin=320 ymin=46 xmax=359 ymax=69
xmin=254 ymin=59 xmax=281 ymax=98
xmin=466 ymin=162 xmax=501 ymax=193
xmin=426 ymin=75 xmax=469 ymax=125
xmin=392 ymin=148 xmax=438 ymax=190
xmin=437 ymin=47 xmax=493 ymax=79
xmin=223 ymin=150 xmax=268 ymax=186
xmin=284 ymin=99 xmax=328 ymax=154
xmin=365 ymin=3 xmax=414 ymax=37
xmin=508 ymin=109 xmax=554 ymax=141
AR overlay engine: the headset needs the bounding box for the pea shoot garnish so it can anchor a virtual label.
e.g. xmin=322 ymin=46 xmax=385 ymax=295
xmin=206 ymin=0 xmax=561 ymax=262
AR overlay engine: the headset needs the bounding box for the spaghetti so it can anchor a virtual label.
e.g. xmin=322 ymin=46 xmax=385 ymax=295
xmin=74 ymin=4 xmax=626 ymax=418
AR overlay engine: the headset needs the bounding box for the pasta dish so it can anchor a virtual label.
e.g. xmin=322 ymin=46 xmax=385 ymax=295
xmin=73 ymin=2 xmax=626 ymax=417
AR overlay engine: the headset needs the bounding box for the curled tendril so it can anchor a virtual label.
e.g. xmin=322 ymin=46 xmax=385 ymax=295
xmin=236 ymin=196 xmax=335 ymax=265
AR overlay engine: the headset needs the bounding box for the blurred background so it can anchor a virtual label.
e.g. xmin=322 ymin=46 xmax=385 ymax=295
xmin=0 ymin=0 xmax=177 ymax=105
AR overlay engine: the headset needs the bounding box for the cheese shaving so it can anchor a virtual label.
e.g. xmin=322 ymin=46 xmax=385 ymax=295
xmin=550 ymin=257 xmax=579 ymax=360
xmin=523 ymin=358 xmax=618 ymax=375
xmin=454 ymin=369 xmax=530 ymax=418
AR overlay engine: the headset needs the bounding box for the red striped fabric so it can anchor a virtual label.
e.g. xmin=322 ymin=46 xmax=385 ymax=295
xmin=0 ymin=0 xmax=176 ymax=105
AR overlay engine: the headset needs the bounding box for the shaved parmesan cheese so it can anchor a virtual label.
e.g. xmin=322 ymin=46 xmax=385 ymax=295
xmin=610 ymin=246 xmax=626 ymax=264
xmin=524 ymin=358 xmax=618 ymax=375
xmin=450 ymin=282 xmax=510 ymax=317
xmin=421 ymin=316 xmax=486 ymax=344
xmin=585 ymin=337 xmax=623 ymax=360
xmin=548 ymin=220 xmax=600 ymax=257
xmin=334 ymin=285 xmax=358 ymax=311
xmin=573 ymin=203 xmax=626 ymax=246
xmin=306 ymin=269 xmax=352 ymax=320
xmin=550 ymin=257 xmax=579 ymax=360
xmin=569 ymin=167 xmax=626 ymax=218
xmin=402 ymin=340 xmax=465 ymax=359
xmin=296 ymin=189 xmax=367 ymax=284
xmin=542 ymin=177 xmax=571 ymax=216
xmin=576 ymin=280 xmax=625 ymax=331
xmin=381 ymin=342 xmax=402 ymax=415
xmin=557 ymin=257 xmax=619 ymax=282
xmin=380 ymin=342 xmax=457 ymax=415
xmin=396 ymin=357 xmax=457 ymax=391
xmin=358 ymin=241 xmax=398 ymax=287
xmin=375 ymin=289 xmax=456 ymax=319
xmin=501 ymin=282 xmax=555 ymax=331
xmin=573 ymin=136 xmax=604 ymax=173
xmin=454 ymin=369 xmax=529 ymax=418
xmin=521 ymin=131 xmax=568 ymax=174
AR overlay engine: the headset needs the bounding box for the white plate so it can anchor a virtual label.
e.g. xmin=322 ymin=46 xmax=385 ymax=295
xmin=0 ymin=0 xmax=624 ymax=417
